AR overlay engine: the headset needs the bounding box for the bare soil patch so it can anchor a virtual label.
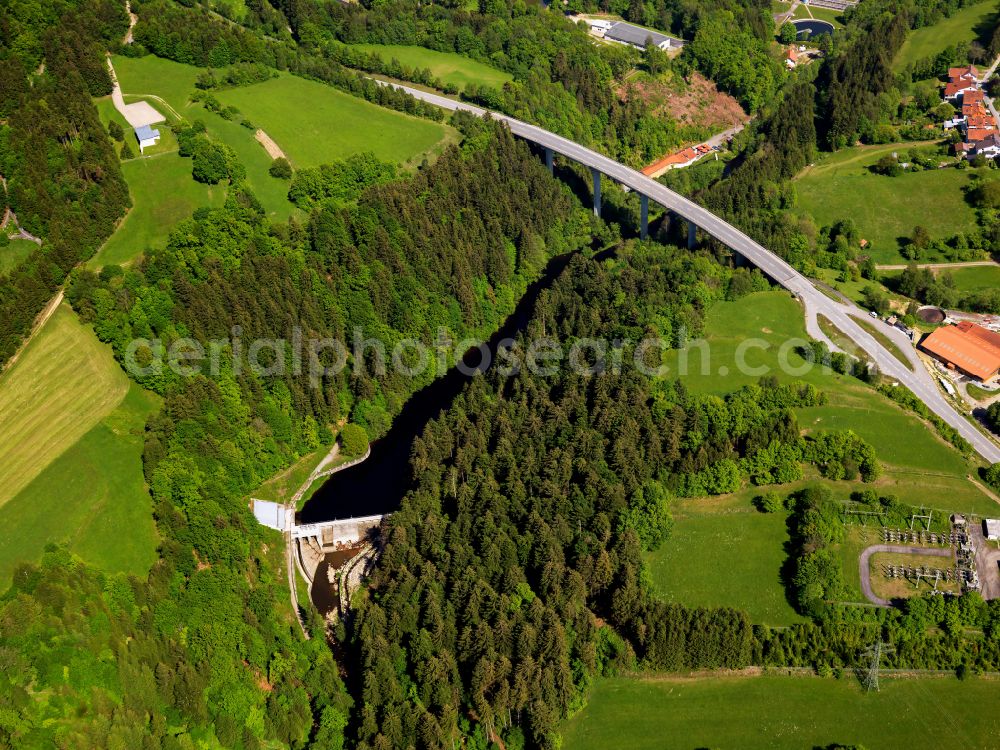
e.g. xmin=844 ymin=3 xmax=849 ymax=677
xmin=255 ymin=129 xmax=287 ymax=161
xmin=620 ymin=71 xmax=748 ymax=133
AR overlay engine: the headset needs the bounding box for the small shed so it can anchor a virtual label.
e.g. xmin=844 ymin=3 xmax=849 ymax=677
xmin=134 ymin=124 xmax=161 ymax=153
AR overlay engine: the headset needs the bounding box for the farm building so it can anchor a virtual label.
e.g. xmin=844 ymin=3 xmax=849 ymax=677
xmin=919 ymin=321 xmax=1000 ymax=382
xmin=134 ymin=124 xmax=160 ymax=153
xmin=603 ymin=22 xmax=684 ymax=51
xmin=985 ymin=519 xmax=1000 ymax=541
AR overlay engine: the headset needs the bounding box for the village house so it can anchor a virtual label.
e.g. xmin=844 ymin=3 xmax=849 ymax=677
xmin=941 ymin=65 xmax=1000 ymax=159
xmin=974 ymin=133 xmax=1000 ymax=158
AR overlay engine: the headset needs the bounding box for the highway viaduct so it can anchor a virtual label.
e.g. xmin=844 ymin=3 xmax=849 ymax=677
xmin=376 ymin=80 xmax=1000 ymax=465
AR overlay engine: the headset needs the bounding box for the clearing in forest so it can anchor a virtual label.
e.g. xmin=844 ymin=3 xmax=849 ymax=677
xmin=212 ymin=73 xmax=456 ymax=168
xmin=620 ymin=70 xmax=748 ymax=137
xmin=88 ymin=140 xmax=226 ymax=268
xmin=0 ymin=238 xmax=36 ymax=276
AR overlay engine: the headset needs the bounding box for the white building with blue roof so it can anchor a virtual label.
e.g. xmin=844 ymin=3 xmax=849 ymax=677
xmin=134 ymin=124 xmax=161 ymax=153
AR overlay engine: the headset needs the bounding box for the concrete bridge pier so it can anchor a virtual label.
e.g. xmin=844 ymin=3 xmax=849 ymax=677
xmin=544 ymin=147 xmax=554 ymax=174
xmin=687 ymin=220 xmax=697 ymax=249
xmin=591 ymin=167 xmax=602 ymax=218
xmin=640 ymin=194 xmax=648 ymax=240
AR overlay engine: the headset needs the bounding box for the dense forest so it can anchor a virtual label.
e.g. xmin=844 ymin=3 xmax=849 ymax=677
xmin=0 ymin=0 xmax=131 ymax=367
xmin=351 ymin=248 xmax=771 ymax=749
xmin=3 ymin=111 xmax=588 ymax=745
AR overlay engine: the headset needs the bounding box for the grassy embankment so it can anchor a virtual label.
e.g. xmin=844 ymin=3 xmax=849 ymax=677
xmin=345 ymin=43 xmax=512 ymax=91
xmin=647 ymin=292 xmax=997 ymax=622
xmin=562 ymin=673 xmax=1000 ymax=750
xmin=0 ymin=304 xmax=160 ymax=582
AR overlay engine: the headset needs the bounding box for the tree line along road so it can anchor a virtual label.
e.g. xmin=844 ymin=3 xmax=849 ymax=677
xmin=377 ymin=80 xmax=1000 ymax=464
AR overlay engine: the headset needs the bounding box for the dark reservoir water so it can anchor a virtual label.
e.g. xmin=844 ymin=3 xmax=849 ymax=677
xmin=298 ymin=251 xmax=575 ymax=524
xmin=793 ymin=19 xmax=835 ymax=38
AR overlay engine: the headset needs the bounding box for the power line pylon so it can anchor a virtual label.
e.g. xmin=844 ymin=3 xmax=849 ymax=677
xmin=860 ymin=639 xmax=895 ymax=693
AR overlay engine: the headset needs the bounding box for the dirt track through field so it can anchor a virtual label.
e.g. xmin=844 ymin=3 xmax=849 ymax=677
xmin=255 ymin=129 xmax=286 ymax=160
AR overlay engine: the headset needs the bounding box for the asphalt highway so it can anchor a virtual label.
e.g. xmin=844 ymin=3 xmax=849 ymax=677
xmin=381 ymin=81 xmax=1000 ymax=464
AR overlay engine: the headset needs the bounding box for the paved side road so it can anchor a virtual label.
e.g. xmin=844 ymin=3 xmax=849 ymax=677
xmin=858 ymin=544 xmax=953 ymax=607
xmin=381 ymin=81 xmax=1000 ymax=464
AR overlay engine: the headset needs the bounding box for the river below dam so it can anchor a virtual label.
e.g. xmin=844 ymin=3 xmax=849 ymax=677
xmin=298 ymin=250 xmax=577 ymax=524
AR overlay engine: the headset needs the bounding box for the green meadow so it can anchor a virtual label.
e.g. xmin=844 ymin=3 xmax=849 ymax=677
xmin=111 ymin=55 xmax=297 ymax=222
xmin=802 ymin=5 xmax=846 ymax=26
xmin=213 ymin=73 xmax=457 ymax=169
xmin=88 ymin=150 xmax=226 ymax=268
xmin=562 ymin=674 xmax=1000 ymax=750
xmin=940 ymin=264 xmax=1000 ymax=294
xmin=895 ymin=0 xmax=998 ymax=71
xmin=647 ymin=490 xmax=803 ymax=626
xmin=99 ymin=55 xmax=457 ymax=266
xmin=346 ymin=43 xmax=513 ymax=91
xmin=794 ymin=143 xmax=988 ymax=264
xmin=0 ymin=238 xmax=37 ymax=276
xmin=0 ymin=383 xmax=160 ymax=583
xmin=648 ymin=291 xmax=996 ymax=625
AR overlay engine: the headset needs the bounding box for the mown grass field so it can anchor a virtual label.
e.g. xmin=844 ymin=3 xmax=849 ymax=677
xmin=0 ymin=304 xmax=130 ymax=506
xmin=895 ymin=0 xmax=998 ymax=71
xmin=562 ymin=674 xmax=1000 ymax=749
xmin=794 ymin=143 xmax=991 ymax=264
xmin=0 ymin=302 xmax=161 ymax=582
xmin=213 ymin=73 xmax=457 ymax=169
xmin=0 ymin=383 xmax=160 ymax=583
xmin=89 ymin=150 xmax=226 ymax=268
xmin=347 ymin=44 xmax=512 ymax=91
xmin=111 ymin=55 xmax=200 ymax=116
xmin=0 ymin=239 xmax=37 ymax=276
xmin=646 ymin=490 xmax=804 ymax=625
xmin=802 ymin=5 xmax=845 ymax=26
